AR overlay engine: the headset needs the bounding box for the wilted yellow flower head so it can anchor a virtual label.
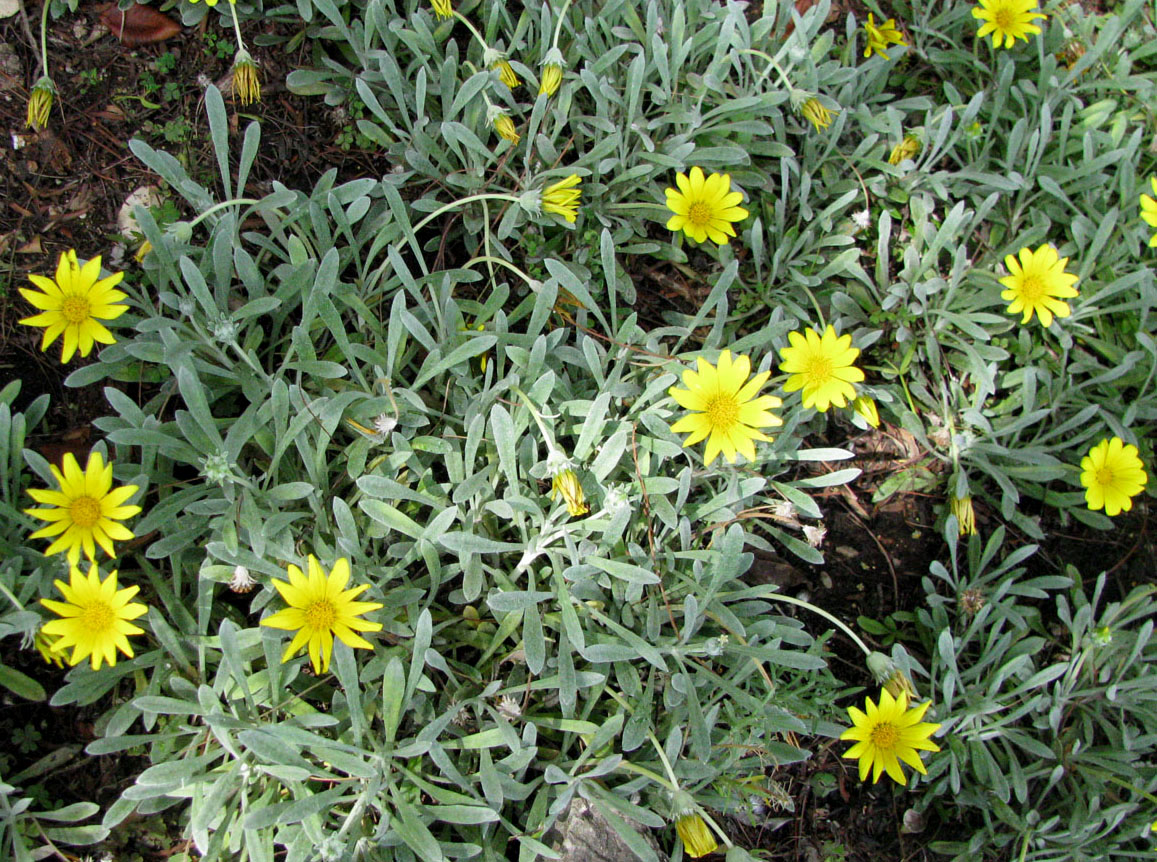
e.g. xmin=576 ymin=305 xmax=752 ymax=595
xmin=863 ymin=14 xmax=907 ymax=60
xmin=852 ymin=395 xmax=880 ymax=428
xmin=889 ymin=134 xmax=921 ymax=165
xmin=539 ymin=48 xmax=565 ymax=97
xmin=550 ymin=469 xmax=588 ymax=517
xmin=800 ymin=97 xmax=835 ymax=131
xmin=951 ymin=494 xmax=977 ymax=535
xmin=494 ymin=59 xmax=519 ymax=89
xmin=541 ymin=174 xmax=582 ymax=223
xmin=674 ymin=813 xmax=718 ymax=858
xmin=430 ymin=0 xmax=453 ymax=20
xmin=232 ymin=49 xmax=261 ymax=105
xmin=26 ymin=76 xmax=55 ymax=131
xmin=491 ymin=108 xmax=520 ymax=145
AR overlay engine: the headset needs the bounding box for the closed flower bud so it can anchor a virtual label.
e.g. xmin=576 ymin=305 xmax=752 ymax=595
xmin=889 ymin=134 xmax=922 ymax=165
xmin=232 ymin=49 xmax=262 ymax=106
xmin=852 ymin=395 xmax=880 ymax=428
xmin=551 ymin=469 xmax=588 ymax=517
xmin=800 ymin=97 xmax=835 ymax=131
xmin=951 ymin=494 xmax=977 ymax=536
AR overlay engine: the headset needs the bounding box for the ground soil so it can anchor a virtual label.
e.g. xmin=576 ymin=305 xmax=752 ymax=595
xmin=1 ymin=5 xmax=1150 ymax=862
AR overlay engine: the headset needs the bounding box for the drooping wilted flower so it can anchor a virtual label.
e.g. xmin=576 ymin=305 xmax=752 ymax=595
xmin=232 ymin=49 xmax=261 ymax=105
xmin=26 ymin=76 xmax=56 ymax=131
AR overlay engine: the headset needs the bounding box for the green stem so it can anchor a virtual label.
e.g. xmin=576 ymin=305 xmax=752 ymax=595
xmin=800 ymin=285 xmax=826 ymax=329
xmin=764 ymin=592 xmax=873 ymax=658
xmin=39 ymin=0 xmax=50 ymax=79
xmin=740 ymin=48 xmax=794 ymax=92
xmin=188 ymin=198 xmax=262 ymax=229
xmin=453 ymin=10 xmax=489 ymax=53
xmin=511 ymin=387 xmax=560 ymax=455
xmin=228 ymin=1 xmax=246 ymax=52
xmin=464 ymin=255 xmax=535 ymax=287
xmin=411 ymin=193 xmax=523 ymax=234
xmin=551 ymin=0 xmax=575 ymax=48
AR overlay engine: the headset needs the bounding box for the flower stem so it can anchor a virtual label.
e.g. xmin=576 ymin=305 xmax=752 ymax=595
xmin=764 ymin=592 xmax=873 ymax=658
xmin=453 ymin=10 xmax=489 ymax=52
xmin=464 ymin=255 xmax=536 ymax=287
xmin=39 ymin=0 xmax=50 ymax=79
xmin=228 ymin=2 xmax=246 ymax=52
xmin=551 ymin=0 xmax=575 ymax=48
xmin=411 ymin=193 xmax=523 ymax=234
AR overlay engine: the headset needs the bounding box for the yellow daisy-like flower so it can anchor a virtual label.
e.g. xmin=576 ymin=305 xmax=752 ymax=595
xmin=674 ymin=813 xmax=718 ymax=859
xmin=19 ymin=250 xmax=129 ymax=363
xmin=999 ymin=244 xmax=1079 ymax=327
xmin=1080 ymin=437 xmax=1148 ymax=517
xmin=668 ymin=350 xmax=783 ymax=466
xmin=665 ymin=166 xmax=749 ymax=246
xmin=550 ymin=469 xmax=588 ymax=517
xmin=492 ymin=111 xmax=520 ymax=145
xmin=26 ymin=76 xmax=55 ymax=131
xmin=25 ymin=451 xmax=142 ymax=566
xmin=840 ymin=689 xmax=941 ymax=785
xmin=951 ymin=494 xmax=978 ymax=536
xmin=40 ymin=564 xmax=148 ymax=670
xmin=888 ymin=134 xmax=921 ymax=165
xmin=430 ymin=0 xmax=453 ymax=20
xmin=863 ymin=14 xmax=907 ymax=60
xmin=779 ymin=325 xmax=866 ymax=412
xmin=232 ymin=49 xmax=261 ymax=106
xmin=260 ymin=556 xmax=384 ymax=674
xmin=800 ymin=97 xmax=835 ymax=131
xmin=972 ymin=0 xmax=1046 ymax=48
xmin=1140 ymin=177 xmax=1157 ymax=248
xmin=494 ymin=59 xmax=520 ymax=89
xmin=542 ymin=174 xmax=582 ymax=223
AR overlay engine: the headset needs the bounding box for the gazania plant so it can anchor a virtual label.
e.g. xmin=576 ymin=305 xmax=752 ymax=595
xmin=4 ymin=0 xmax=1156 ymax=860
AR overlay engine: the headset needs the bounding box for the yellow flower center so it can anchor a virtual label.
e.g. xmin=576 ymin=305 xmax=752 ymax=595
xmin=60 ymin=295 xmax=92 ymax=325
xmin=1017 ymin=275 xmax=1045 ymax=303
xmin=688 ymin=201 xmax=712 ymax=227
xmin=70 ymin=496 xmax=103 ymax=527
xmin=1095 ymin=467 xmax=1115 ymax=488
xmin=81 ymin=600 xmax=116 ymax=634
xmin=994 ymin=7 xmax=1015 ymax=30
xmin=806 ymin=355 xmax=834 ymax=384
xmin=870 ymin=722 xmax=899 ymax=750
xmin=306 ymin=600 xmax=338 ymax=631
xmin=705 ymin=394 xmax=739 ymax=430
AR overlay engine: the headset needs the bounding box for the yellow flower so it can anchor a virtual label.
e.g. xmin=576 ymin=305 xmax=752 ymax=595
xmin=852 ymin=394 xmax=880 ymax=428
xmin=863 ymin=14 xmax=907 ymax=60
xmin=134 ymin=240 xmax=153 ymax=263
xmin=232 ymin=49 xmax=261 ymax=106
xmin=888 ymin=134 xmax=921 ymax=165
xmin=668 ymin=349 xmax=783 ymax=466
xmin=260 ymin=556 xmax=384 ymax=674
xmin=542 ymin=174 xmax=582 ymax=223
xmin=19 ymin=249 xmax=129 ymax=363
xmin=35 ymin=628 xmax=66 ymax=668
xmin=1140 ymin=177 xmax=1157 ymax=248
xmin=430 ymin=0 xmax=453 ymax=20
xmin=800 ymin=97 xmax=835 ymax=131
xmin=951 ymin=494 xmax=977 ymax=535
xmin=40 ymin=564 xmax=148 ymax=670
xmin=25 ymin=451 xmax=142 ymax=566
xmin=492 ymin=111 xmax=520 ymax=145
xmin=779 ymin=325 xmax=865 ymax=412
xmin=539 ymin=63 xmax=562 ymax=96
xmin=972 ymin=0 xmax=1046 ymax=48
xmin=1080 ymin=437 xmax=1148 ymax=517
xmin=665 ymin=166 xmax=749 ymax=245
xmin=840 ymin=689 xmax=941 ymax=785
xmin=550 ymin=469 xmax=588 ymax=517
xmin=867 ymin=651 xmax=916 ymax=700
xmin=999 ymin=244 xmax=1079 ymax=327
xmin=674 ymin=813 xmax=718 ymax=859
xmin=494 ymin=59 xmax=519 ymax=89
xmin=26 ymin=76 xmax=55 ymax=131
